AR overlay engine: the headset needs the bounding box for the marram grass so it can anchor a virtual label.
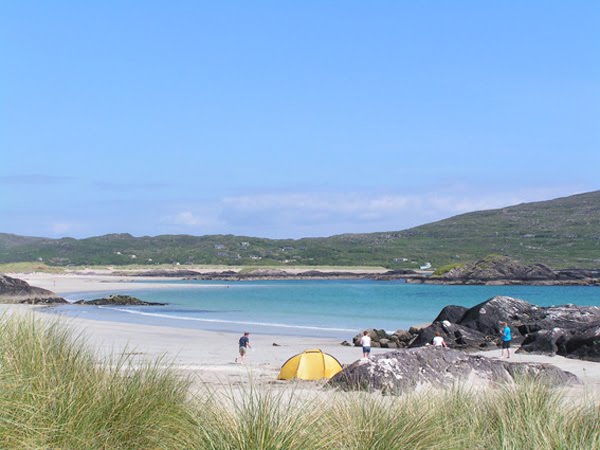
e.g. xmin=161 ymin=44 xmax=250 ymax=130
xmin=0 ymin=315 xmax=598 ymax=449
xmin=0 ymin=315 xmax=199 ymax=449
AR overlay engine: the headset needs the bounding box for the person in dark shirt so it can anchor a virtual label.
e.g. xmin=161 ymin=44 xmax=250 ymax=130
xmin=236 ymin=332 xmax=251 ymax=363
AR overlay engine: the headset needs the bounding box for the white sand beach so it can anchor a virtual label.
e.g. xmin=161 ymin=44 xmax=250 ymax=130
xmin=5 ymin=272 xmax=600 ymax=398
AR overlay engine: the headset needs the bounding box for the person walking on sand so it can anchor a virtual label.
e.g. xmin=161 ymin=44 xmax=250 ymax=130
xmin=236 ymin=332 xmax=251 ymax=363
xmin=360 ymin=331 xmax=372 ymax=359
xmin=499 ymin=321 xmax=512 ymax=358
xmin=432 ymin=332 xmax=448 ymax=347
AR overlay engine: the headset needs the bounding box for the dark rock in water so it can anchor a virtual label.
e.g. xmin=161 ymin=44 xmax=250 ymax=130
xmin=340 ymin=341 xmax=352 ymax=346
xmin=433 ymin=305 xmax=468 ymax=324
xmin=328 ymin=347 xmax=578 ymax=394
xmin=0 ymin=274 xmax=67 ymax=304
xmin=272 ymin=342 xmax=281 ymax=347
xmin=74 ymin=295 xmax=166 ymax=306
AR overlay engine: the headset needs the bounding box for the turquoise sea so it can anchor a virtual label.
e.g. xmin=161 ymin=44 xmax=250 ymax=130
xmin=46 ymin=280 xmax=600 ymax=340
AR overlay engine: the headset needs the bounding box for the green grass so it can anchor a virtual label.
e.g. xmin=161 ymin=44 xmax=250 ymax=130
xmin=0 ymin=315 xmax=598 ymax=449
xmin=0 ymin=315 xmax=199 ymax=449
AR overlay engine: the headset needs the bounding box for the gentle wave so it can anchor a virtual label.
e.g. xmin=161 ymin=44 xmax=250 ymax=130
xmin=97 ymin=306 xmax=358 ymax=333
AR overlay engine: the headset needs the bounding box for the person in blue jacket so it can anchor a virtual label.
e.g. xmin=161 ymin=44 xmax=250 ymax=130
xmin=499 ymin=321 xmax=512 ymax=358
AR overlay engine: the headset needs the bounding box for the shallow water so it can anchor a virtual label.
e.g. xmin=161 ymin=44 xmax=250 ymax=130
xmin=46 ymin=279 xmax=600 ymax=339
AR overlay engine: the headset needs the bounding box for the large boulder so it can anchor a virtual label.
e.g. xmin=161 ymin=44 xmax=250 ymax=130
xmin=433 ymin=305 xmax=468 ymax=324
xmin=457 ymin=296 xmax=533 ymax=338
xmin=328 ymin=347 xmax=578 ymax=394
xmin=564 ymin=323 xmax=600 ymax=362
xmin=0 ymin=274 xmax=67 ymax=304
xmin=520 ymin=323 xmax=600 ymax=362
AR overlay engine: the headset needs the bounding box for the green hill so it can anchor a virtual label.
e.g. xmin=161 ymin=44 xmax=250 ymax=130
xmin=1 ymin=190 xmax=599 ymax=269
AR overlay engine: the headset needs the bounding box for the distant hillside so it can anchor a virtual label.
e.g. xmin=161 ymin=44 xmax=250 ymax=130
xmin=1 ymin=190 xmax=599 ymax=269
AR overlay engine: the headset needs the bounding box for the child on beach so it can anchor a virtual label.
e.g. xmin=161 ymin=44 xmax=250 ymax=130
xmin=432 ymin=332 xmax=447 ymax=347
xmin=360 ymin=331 xmax=371 ymax=359
xmin=499 ymin=322 xmax=512 ymax=358
xmin=236 ymin=332 xmax=251 ymax=363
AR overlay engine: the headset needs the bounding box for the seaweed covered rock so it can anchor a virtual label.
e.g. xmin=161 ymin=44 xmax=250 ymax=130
xmin=74 ymin=295 xmax=166 ymax=306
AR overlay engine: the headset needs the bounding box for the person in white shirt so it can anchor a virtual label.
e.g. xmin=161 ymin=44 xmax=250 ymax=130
xmin=432 ymin=332 xmax=447 ymax=347
xmin=360 ymin=331 xmax=372 ymax=358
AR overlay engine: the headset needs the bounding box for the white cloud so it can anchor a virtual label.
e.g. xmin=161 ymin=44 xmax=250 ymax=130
xmin=214 ymin=185 xmax=587 ymax=237
xmin=49 ymin=222 xmax=76 ymax=235
xmin=162 ymin=210 xmax=221 ymax=228
xmin=151 ymin=184 xmax=588 ymax=238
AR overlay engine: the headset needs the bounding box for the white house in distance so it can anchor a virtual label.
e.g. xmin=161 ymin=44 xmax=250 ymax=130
xmin=420 ymin=262 xmax=432 ymax=270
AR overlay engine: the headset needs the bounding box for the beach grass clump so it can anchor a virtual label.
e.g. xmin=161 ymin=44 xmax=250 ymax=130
xmin=475 ymin=379 xmax=600 ymax=450
xmin=193 ymin=385 xmax=328 ymax=450
xmin=0 ymin=314 xmax=199 ymax=449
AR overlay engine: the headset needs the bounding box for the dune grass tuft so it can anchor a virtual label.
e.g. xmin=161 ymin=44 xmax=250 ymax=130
xmin=0 ymin=314 xmax=200 ymax=449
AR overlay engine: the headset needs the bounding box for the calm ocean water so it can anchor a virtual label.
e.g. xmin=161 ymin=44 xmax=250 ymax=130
xmin=46 ymin=280 xmax=600 ymax=340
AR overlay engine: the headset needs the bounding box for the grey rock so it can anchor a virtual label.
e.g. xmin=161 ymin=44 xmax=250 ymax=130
xmin=392 ymin=329 xmax=413 ymax=343
xmin=379 ymin=338 xmax=391 ymax=348
xmin=328 ymin=347 xmax=578 ymax=394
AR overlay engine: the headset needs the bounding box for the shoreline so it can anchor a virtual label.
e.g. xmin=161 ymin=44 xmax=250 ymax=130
xmin=2 ymin=303 xmax=599 ymax=400
xmin=9 ymin=269 xmax=600 ymax=287
xmin=3 ymin=272 xmax=600 ymax=398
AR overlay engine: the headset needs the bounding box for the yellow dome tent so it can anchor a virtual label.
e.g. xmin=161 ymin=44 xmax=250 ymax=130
xmin=277 ymin=349 xmax=343 ymax=380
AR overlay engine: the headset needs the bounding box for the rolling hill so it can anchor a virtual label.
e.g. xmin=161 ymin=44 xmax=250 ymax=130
xmin=1 ymin=190 xmax=599 ymax=269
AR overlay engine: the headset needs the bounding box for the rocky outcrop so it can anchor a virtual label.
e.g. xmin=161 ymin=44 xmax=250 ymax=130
xmin=0 ymin=274 xmax=67 ymax=304
xmin=407 ymin=255 xmax=600 ymax=286
xmin=74 ymin=295 xmax=166 ymax=306
xmin=520 ymin=323 xmax=600 ymax=362
xmin=407 ymin=295 xmax=600 ymax=361
xmin=328 ymin=347 xmax=578 ymax=394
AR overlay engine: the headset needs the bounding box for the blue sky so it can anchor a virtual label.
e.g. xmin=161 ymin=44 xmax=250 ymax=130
xmin=1 ymin=1 xmax=598 ymax=239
